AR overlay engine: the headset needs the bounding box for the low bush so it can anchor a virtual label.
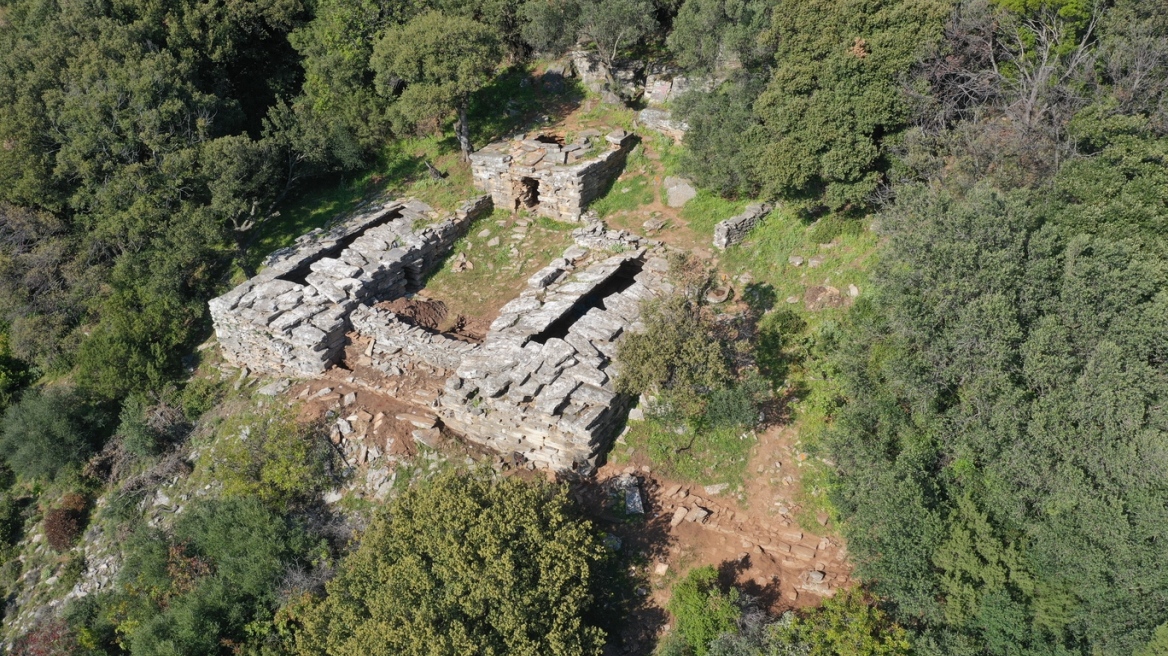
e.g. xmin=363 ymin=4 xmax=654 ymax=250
xmin=667 ymin=566 xmax=742 ymax=656
xmin=0 ymin=388 xmax=112 ymax=481
xmin=199 ymin=409 xmax=335 ymax=506
xmin=10 ymin=618 xmax=80 ymax=656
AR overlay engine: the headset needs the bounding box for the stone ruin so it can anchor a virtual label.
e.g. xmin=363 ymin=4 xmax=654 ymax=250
xmin=209 ymin=195 xmax=493 ymax=376
xmin=713 ymin=203 xmax=772 ymax=250
xmin=349 ymin=235 xmax=670 ymax=474
xmin=469 ymin=130 xmax=636 ymax=222
xmin=210 ymin=190 xmax=671 ymax=474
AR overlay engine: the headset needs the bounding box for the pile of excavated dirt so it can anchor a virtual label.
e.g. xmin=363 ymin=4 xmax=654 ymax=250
xmin=375 ymin=297 xmax=489 ymax=343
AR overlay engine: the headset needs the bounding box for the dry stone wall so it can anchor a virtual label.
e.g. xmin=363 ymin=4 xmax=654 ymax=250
xmin=348 ymin=234 xmax=672 ymax=473
xmin=209 ymin=195 xmax=492 ymax=375
xmin=713 ymin=203 xmax=772 ymax=249
xmin=349 ymin=305 xmax=477 ymax=374
xmin=469 ymin=130 xmax=636 ymax=222
xmin=433 ymin=249 xmax=672 ymax=474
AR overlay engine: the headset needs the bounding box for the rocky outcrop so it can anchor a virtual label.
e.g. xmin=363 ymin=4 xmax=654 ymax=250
xmin=713 ymin=203 xmax=772 ymax=250
xmin=469 ymin=130 xmax=636 ymax=222
xmin=637 ymin=108 xmax=688 ymax=143
xmin=208 ymin=196 xmax=492 ymax=375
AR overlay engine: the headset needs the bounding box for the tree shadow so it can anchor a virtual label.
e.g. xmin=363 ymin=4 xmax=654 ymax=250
xmin=572 ymin=474 xmax=675 ymax=656
xmin=470 ymin=65 xmax=587 ymax=145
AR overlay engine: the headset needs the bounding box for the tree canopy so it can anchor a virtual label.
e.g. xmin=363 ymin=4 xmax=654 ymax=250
xmin=295 ymin=473 xmax=609 ymax=656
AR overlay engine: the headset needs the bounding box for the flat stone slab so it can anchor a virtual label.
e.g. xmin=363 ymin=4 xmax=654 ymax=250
xmin=663 ymin=176 xmax=696 ymax=207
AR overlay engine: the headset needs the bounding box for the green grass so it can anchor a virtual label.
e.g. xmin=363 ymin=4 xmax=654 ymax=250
xmin=246 ymin=134 xmax=478 ymax=273
xmin=591 ymin=174 xmax=654 ymax=217
xmin=679 ymin=191 xmax=749 ymax=233
xmin=422 ymin=208 xmax=576 ymax=319
xmin=611 ymin=418 xmax=755 ymax=490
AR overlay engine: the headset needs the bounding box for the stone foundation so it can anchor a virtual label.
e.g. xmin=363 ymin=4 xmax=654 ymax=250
xmin=469 ymin=130 xmax=636 ymax=222
xmin=347 ymin=241 xmax=672 ymax=474
xmin=209 ymin=196 xmax=492 ymax=375
xmin=713 ymin=203 xmax=772 ymax=249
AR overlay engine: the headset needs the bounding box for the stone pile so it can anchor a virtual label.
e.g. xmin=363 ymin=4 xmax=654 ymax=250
xmin=469 ymin=130 xmax=636 ymax=222
xmin=209 ymin=195 xmax=492 ymax=375
xmin=571 ymin=220 xmax=655 ymax=252
xmin=713 ymin=202 xmax=772 ymax=249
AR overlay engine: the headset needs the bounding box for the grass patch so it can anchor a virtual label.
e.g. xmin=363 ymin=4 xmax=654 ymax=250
xmin=678 ymin=191 xmax=749 ymax=234
xmin=591 ymin=174 xmax=654 ymax=218
xmin=422 ymin=209 xmax=576 ymax=320
xmin=248 ymin=134 xmax=478 ymax=273
xmin=611 ymin=419 xmax=754 ymax=489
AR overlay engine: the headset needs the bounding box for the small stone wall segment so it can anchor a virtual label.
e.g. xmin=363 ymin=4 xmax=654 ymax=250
xmin=431 ymin=249 xmax=672 ymax=474
xmin=713 ymin=203 xmax=772 ymax=250
xmin=209 ymin=195 xmax=493 ymax=375
xmin=349 ymin=305 xmax=477 ymax=373
xmin=469 ymin=130 xmax=636 ymax=222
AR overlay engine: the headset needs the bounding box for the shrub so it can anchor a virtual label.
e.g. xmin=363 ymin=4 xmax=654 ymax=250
xmin=117 ymin=393 xmax=189 ymax=458
xmin=667 ymin=566 xmax=742 ymax=656
xmin=200 ymin=408 xmax=335 ymax=506
xmin=75 ymin=497 xmax=316 ymax=656
xmin=616 ymin=296 xmax=732 ymax=417
xmin=10 ymin=618 xmax=80 ymax=656
xmin=296 ymin=472 xmax=608 ymax=656
xmin=0 ymin=388 xmax=111 ymax=481
xmin=179 ymin=376 xmax=225 ymax=420
xmin=44 ymin=493 xmax=88 ymax=552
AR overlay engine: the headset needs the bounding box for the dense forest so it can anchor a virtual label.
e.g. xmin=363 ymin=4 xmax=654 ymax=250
xmin=0 ymin=0 xmax=1165 ymax=653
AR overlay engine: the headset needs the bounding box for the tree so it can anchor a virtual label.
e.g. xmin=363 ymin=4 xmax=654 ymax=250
xmin=667 ymin=0 xmax=772 ymax=75
xmin=827 ymin=181 xmax=1168 ymax=654
xmin=674 ymin=81 xmax=764 ymax=198
xmin=522 ymin=0 xmax=658 ymax=75
xmin=752 ymin=0 xmax=950 ymax=209
xmin=372 ymin=11 xmax=502 ymax=160
xmin=296 ymin=472 xmax=608 ymax=656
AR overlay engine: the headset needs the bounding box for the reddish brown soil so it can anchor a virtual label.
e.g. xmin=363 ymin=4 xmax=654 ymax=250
xmin=376 ymin=296 xmax=491 ymax=342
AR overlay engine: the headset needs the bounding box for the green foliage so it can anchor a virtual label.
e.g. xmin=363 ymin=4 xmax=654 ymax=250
xmin=296 ymin=472 xmax=607 ymax=656
xmin=674 ymin=82 xmax=763 ymax=198
xmin=827 ymin=181 xmax=1168 ymax=654
xmin=764 ymin=590 xmax=912 ymax=656
xmin=197 ymin=409 xmax=335 ymax=506
xmin=668 ymin=0 xmax=772 ymax=75
xmin=616 ymin=295 xmax=733 ymax=418
xmin=667 ymin=566 xmax=741 ymax=656
xmin=73 ymin=496 xmax=317 ymax=656
xmin=0 ymin=388 xmax=111 ymax=481
xmin=752 ymin=0 xmax=951 ymax=209
xmin=522 ymin=0 xmax=659 ymax=69
xmin=372 ymin=11 xmax=502 ymax=157
xmin=1136 ymin=623 xmax=1168 ymax=656
xmin=179 ymin=376 xmax=227 ymax=421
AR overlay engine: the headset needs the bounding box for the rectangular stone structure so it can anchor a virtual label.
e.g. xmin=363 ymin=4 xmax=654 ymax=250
xmin=208 ymin=195 xmax=492 ymax=375
xmin=469 ymin=130 xmax=636 ymax=222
